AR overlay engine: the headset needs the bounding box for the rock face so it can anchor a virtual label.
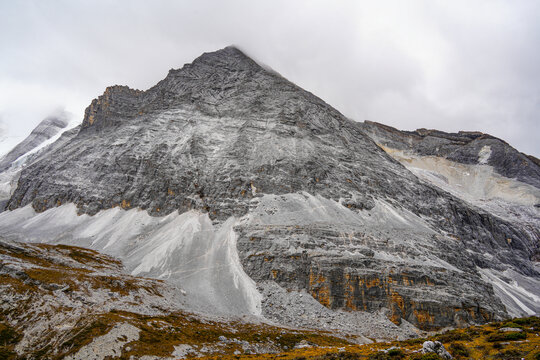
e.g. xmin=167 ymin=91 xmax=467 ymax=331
xmin=360 ymin=121 xmax=540 ymax=189
xmin=359 ymin=120 xmax=540 ymax=318
xmin=1 ymin=47 xmax=539 ymax=330
xmin=0 ymin=111 xmax=69 ymax=172
xmin=360 ymin=120 xmax=540 ymax=202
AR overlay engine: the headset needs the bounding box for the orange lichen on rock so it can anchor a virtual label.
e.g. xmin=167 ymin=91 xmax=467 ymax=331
xmin=413 ymin=308 xmax=435 ymax=325
xmin=343 ymin=273 xmax=357 ymax=310
xmin=389 ymin=291 xmax=405 ymax=324
xmin=309 ymin=270 xmax=330 ymax=307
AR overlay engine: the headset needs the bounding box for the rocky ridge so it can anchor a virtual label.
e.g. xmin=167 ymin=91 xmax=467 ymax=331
xmin=359 ymin=120 xmax=540 ymax=189
xmin=0 ymin=111 xmax=71 ymax=211
xmin=359 ymin=120 xmax=540 ymax=263
xmin=0 ymin=111 xmax=69 ymax=172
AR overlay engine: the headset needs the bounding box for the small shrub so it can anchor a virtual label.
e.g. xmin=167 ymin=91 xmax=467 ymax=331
xmin=0 ymin=348 xmax=18 ymax=360
xmin=434 ymin=329 xmax=471 ymax=342
xmin=465 ymin=327 xmax=480 ymax=337
xmin=61 ymin=319 xmax=110 ymax=350
xmin=29 ymin=345 xmax=52 ymax=359
xmin=493 ymin=349 xmax=524 ymax=359
xmin=401 ymin=337 xmax=425 ymax=346
xmin=367 ymin=349 xmax=404 ymax=360
xmin=500 ymin=322 xmax=524 ymax=329
xmin=449 ymin=342 xmax=469 ymax=358
xmin=314 ymin=352 xmax=362 ymax=359
xmin=511 ymin=316 xmax=540 ymax=327
xmin=0 ymin=323 xmax=21 ymax=347
xmin=368 ymin=352 xmax=392 ymax=360
xmin=486 ymin=331 xmax=526 ymax=342
xmin=387 ymin=348 xmax=404 ymax=358
xmin=409 ymin=353 xmax=445 ymax=360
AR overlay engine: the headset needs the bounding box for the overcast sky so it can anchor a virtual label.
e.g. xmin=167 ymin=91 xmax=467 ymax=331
xmin=1 ymin=0 xmax=539 ymax=156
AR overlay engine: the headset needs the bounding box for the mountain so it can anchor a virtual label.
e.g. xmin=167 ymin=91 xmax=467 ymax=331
xmin=0 ymin=111 xmax=70 ymax=212
xmin=0 ymin=111 xmax=69 ymax=172
xmin=0 ymin=47 xmax=538 ymax=356
xmin=359 ymin=121 xmax=540 ymax=244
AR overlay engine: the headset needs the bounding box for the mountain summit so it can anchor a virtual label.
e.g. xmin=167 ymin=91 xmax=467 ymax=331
xmin=0 ymin=111 xmax=69 ymax=172
xmin=0 ymin=47 xmax=538 ymax=337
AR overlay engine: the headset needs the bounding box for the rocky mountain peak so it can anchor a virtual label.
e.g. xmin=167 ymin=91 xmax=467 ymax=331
xmin=1 ymin=47 xmax=538 ymax=333
xmin=81 ymin=85 xmax=143 ymax=130
xmin=80 ymin=46 xmax=280 ymax=132
xmin=0 ymin=111 xmax=70 ymax=172
xmin=174 ymin=45 xmax=263 ymax=73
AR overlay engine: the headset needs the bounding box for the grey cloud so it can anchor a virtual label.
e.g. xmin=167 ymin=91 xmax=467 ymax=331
xmin=1 ymin=0 xmax=538 ymax=156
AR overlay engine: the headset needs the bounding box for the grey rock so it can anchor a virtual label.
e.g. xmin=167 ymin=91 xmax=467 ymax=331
xmin=294 ymin=339 xmax=315 ymax=349
xmin=422 ymin=340 xmax=452 ymax=359
xmin=359 ymin=120 xmax=540 ymax=317
xmin=499 ymin=327 xmax=523 ymax=332
xmin=360 ymin=120 xmax=540 ymax=188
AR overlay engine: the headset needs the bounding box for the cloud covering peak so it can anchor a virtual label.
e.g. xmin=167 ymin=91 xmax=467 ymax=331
xmin=1 ymin=0 xmax=538 ymax=156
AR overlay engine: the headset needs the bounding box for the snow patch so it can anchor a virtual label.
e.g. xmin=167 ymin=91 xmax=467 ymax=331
xmin=478 ymin=145 xmax=492 ymax=165
xmin=7 ymin=119 xmax=79 ymax=171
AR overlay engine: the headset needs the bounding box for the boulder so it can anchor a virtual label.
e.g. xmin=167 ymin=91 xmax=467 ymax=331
xmin=422 ymin=340 xmax=452 ymax=359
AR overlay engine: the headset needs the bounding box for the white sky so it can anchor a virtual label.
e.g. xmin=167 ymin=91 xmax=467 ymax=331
xmin=1 ymin=0 xmax=539 ymax=156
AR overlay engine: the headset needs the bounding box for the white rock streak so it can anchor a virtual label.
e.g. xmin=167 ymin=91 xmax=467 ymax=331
xmin=0 ymin=204 xmax=262 ymax=316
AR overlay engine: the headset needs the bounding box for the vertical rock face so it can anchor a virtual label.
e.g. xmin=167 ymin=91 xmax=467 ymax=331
xmin=1 ymin=47 xmax=538 ymax=330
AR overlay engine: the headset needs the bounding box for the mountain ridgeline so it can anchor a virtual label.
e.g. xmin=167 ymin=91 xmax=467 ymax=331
xmin=1 ymin=47 xmax=539 ymax=334
xmin=0 ymin=112 xmax=69 ymax=172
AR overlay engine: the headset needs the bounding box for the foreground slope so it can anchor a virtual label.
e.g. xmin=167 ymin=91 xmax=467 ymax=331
xmin=0 ymin=240 xmax=351 ymax=359
xmin=0 ymin=47 xmax=538 ymax=332
xmin=1 ymin=240 xmax=538 ymax=359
